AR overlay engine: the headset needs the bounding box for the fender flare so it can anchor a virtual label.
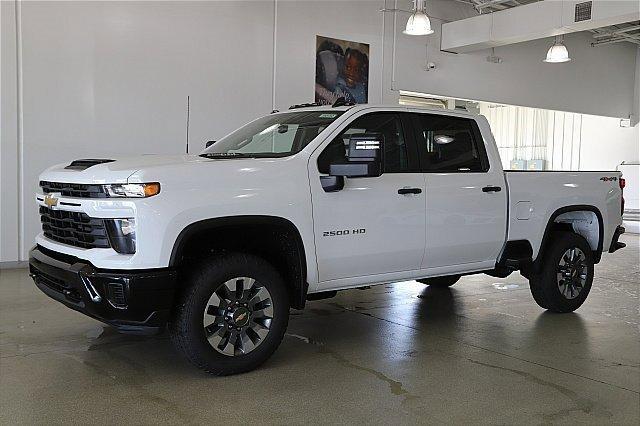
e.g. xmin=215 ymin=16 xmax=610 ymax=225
xmin=169 ymin=215 xmax=309 ymax=308
xmin=535 ymin=204 xmax=604 ymax=265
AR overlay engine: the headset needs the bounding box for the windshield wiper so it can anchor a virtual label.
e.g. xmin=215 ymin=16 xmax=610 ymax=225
xmin=199 ymin=152 xmax=252 ymax=159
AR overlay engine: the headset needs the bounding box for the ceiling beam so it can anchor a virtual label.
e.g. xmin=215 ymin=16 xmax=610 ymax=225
xmin=591 ymin=36 xmax=640 ymax=46
xmin=442 ymin=0 xmax=640 ymax=53
xmin=475 ymin=0 xmax=521 ymax=10
xmin=591 ymin=24 xmax=640 ymax=39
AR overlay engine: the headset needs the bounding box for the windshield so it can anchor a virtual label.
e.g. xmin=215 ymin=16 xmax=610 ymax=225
xmin=201 ymin=111 xmax=344 ymax=158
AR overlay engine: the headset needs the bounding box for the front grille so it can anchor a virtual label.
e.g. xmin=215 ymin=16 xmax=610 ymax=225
xmin=33 ymin=269 xmax=82 ymax=302
xmin=36 ymin=244 xmax=80 ymax=265
xmin=40 ymin=181 xmax=107 ymax=198
xmin=40 ymin=206 xmax=110 ymax=249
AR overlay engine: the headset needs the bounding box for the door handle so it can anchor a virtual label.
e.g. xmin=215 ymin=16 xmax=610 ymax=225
xmin=482 ymin=186 xmax=502 ymax=193
xmin=398 ymin=187 xmax=422 ymax=195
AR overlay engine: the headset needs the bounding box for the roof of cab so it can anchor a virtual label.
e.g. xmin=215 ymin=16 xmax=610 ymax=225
xmin=280 ymin=103 xmax=479 ymax=118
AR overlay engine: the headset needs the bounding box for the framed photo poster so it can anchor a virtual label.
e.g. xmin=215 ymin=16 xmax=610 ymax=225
xmin=315 ymin=35 xmax=369 ymax=105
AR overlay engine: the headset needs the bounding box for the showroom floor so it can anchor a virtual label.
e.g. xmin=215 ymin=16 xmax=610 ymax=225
xmin=1 ymin=235 xmax=638 ymax=425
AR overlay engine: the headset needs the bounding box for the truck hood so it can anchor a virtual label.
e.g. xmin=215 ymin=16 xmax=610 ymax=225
xmin=38 ymin=154 xmax=302 ymax=189
xmin=39 ymin=155 xmax=226 ymax=184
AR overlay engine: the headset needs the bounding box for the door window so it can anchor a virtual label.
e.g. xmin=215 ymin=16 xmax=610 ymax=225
xmin=318 ymin=113 xmax=415 ymax=174
xmin=414 ymin=114 xmax=489 ymax=172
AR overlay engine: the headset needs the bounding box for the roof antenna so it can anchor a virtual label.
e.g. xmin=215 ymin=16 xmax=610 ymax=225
xmin=185 ymin=95 xmax=190 ymax=154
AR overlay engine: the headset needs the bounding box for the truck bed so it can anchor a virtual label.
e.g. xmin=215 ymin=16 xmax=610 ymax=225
xmin=504 ymin=170 xmax=623 ymax=259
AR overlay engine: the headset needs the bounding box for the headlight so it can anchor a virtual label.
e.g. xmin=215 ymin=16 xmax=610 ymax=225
xmin=105 ymin=218 xmax=136 ymax=254
xmin=105 ymin=183 xmax=160 ymax=198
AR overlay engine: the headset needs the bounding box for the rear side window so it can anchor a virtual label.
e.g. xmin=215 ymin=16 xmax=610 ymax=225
xmin=414 ymin=114 xmax=489 ymax=172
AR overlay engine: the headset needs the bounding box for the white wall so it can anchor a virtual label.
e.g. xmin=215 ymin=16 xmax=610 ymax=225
xmin=274 ymin=0 xmax=387 ymax=108
xmin=1 ymin=0 xmax=639 ymax=262
xmin=579 ymin=115 xmax=640 ymax=171
xmin=1 ymin=0 xmax=20 ymax=263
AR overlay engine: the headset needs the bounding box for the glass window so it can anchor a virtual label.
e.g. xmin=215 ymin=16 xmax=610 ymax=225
xmin=201 ymin=111 xmax=344 ymax=158
xmin=415 ymin=114 xmax=488 ymax=172
xmin=318 ymin=113 xmax=409 ymax=174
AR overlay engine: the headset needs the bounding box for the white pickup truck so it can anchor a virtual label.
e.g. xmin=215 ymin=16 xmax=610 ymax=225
xmin=29 ymin=103 xmax=626 ymax=375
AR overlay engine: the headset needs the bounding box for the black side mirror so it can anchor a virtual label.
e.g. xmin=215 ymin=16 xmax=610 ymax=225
xmin=329 ymin=134 xmax=383 ymax=178
xmin=321 ymin=133 xmax=383 ymax=192
xmin=320 ymin=175 xmax=344 ymax=192
xmin=205 ymin=140 xmax=216 ymax=148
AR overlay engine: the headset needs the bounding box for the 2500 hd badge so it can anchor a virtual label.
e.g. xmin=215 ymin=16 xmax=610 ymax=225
xmin=323 ymin=228 xmax=366 ymax=237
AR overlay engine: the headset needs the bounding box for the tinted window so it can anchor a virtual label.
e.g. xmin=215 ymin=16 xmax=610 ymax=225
xmin=318 ymin=113 xmax=410 ymax=174
xmin=415 ymin=114 xmax=488 ymax=172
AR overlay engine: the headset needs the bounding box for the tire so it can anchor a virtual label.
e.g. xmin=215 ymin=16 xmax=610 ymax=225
xmin=169 ymin=253 xmax=290 ymax=375
xmin=417 ymin=275 xmax=460 ymax=288
xmin=529 ymin=232 xmax=594 ymax=313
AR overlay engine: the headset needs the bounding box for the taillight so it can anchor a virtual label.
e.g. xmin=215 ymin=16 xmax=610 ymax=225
xmin=620 ymin=177 xmax=625 ymax=215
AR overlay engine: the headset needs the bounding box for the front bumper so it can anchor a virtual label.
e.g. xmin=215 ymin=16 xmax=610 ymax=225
xmin=608 ymin=225 xmax=626 ymax=253
xmin=29 ymin=245 xmax=177 ymax=335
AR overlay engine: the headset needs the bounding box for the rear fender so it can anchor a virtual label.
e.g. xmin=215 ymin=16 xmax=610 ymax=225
xmin=535 ymin=205 xmax=604 ymax=267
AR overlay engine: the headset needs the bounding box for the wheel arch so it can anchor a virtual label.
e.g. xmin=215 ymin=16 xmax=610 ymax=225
xmin=169 ymin=215 xmax=308 ymax=309
xmin=535 ymin=205 xmax=604 ymax=265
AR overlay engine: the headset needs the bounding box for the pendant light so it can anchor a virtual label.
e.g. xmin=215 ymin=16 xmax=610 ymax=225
xmin=403 ymin=0 xmax=434 ymax=36
xmin=544 ymin=35 xmax=571 ymax=63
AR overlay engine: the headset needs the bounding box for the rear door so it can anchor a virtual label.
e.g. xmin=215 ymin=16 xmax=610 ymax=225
xmin=411 ymin=112 xmax=507 ymax=269
xmin=309 ymin=111 xmax=426 ymax=284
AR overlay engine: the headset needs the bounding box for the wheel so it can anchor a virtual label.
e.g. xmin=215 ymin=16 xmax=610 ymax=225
xmin=417 ymin=275 xmax=460 ymax=288
xmin=169 ymin=253 xmax=289 ymax=375
xmin=529 ymin=232 xmax=594 ymax=313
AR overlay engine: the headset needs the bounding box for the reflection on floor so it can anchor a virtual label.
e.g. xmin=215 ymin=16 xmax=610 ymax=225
xmin=1 ymin=235 xmax=638 ymax=424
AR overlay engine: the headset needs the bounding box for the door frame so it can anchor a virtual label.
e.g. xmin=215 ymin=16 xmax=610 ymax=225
xmin=307 ymin=108 xmax=427 ymax=289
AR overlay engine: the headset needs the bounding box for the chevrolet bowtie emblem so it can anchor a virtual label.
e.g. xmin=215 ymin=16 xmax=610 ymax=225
xmin=44 ymin=194 xmax=59 ymax=208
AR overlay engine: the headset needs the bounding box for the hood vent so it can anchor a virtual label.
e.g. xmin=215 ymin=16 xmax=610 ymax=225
xmin=64 ymin=159 xmax=115 ymax=171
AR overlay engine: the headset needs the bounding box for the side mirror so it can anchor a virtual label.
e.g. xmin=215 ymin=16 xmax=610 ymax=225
xmin=321 ymin=134 xmax=383 ymax=192
xmin=205 ymin=140 xmax=216 ymax=148
xmin=329 ymin=134 xmax=383 ymax=178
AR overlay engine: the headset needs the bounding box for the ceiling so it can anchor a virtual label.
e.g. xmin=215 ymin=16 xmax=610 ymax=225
xmin=456 ymin=0 xmax=542 ymax=14
xmin=456 ymin=0 xmax=640 ymax=46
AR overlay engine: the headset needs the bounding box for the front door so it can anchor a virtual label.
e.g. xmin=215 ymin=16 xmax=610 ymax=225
xmin=309 ymin=112 xmax=426 ymax=284
xmin=411 ymin=112 xmax=508 ymax=269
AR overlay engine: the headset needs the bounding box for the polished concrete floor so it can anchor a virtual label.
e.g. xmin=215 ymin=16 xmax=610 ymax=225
xmin=1 ymin=234 xmax=638 ymax=425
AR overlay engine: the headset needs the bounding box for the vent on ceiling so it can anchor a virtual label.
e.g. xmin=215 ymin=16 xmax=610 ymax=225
xmin=574 ymin=1 xmax=592 ymax=22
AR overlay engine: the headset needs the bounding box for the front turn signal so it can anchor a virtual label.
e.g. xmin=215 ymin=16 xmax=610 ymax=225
xmin=143 ymin=183 xmax=161 ymax=197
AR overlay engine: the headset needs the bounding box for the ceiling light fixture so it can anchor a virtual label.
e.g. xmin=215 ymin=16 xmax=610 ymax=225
xmin=403 ymin=0 xmax=434 ymax=36
xmin=544 ymin=35 xmax=571 ymax=63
